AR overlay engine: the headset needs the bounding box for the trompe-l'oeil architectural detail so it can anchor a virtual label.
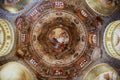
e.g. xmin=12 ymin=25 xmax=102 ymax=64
xmin=0 ymin=0 xmax=120 ymax=80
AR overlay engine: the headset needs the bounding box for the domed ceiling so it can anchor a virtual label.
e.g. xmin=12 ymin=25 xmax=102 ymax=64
xmin=0 ymin=19 xmax=14 ymax=57
xmin=0 ymin=0 xmax=120 ymax=80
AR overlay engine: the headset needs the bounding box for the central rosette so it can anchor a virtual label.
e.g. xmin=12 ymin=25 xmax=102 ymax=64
xmin=48 ymin=27 xmax=69 ymax=52
xmin=30 ymin=10 xmax=88 ymax=67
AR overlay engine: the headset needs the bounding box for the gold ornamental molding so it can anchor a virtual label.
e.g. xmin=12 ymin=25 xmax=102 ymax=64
xmin=0 ymin=19 xmax=14 ymax=57
xmin=0 ymin=62 xmax=35 ymax=80
xmin=83 ymin=63 xmax=120 ymax=80
xmin=1 ymin=0 xmax=31 ymax=13
xmin=104 ymin=20 xmax=120 ymax=59
xmin=85 ymin=0 xmax=117 ymax=16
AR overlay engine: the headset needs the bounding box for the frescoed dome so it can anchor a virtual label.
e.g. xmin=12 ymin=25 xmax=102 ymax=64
xmin=104 ymin=20 xmax=120 ymax=59
xmin=86 ymin=0 xmax=117 ymax=16
xmin=0 ymin=19 xmax=14 ymax=57
xmin=1 ymin=0 xmax=31 ymax=13
xmin=0 ymin=0 xmax=120 ymax=80
xmin=0 ymin=62 xmax=35 ymax=80
xmin=83 ymin=63 xmax=120 ymax=80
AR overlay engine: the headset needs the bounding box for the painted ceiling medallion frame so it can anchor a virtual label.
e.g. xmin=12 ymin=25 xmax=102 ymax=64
xmin=83 ymin=63 xmax=120 ymax=80
xmin=85 ymin=0 xmax=117 ymax=16
xmin=0 ymin=19 xmax=14 ymax=57
xmin=0 ymin=62 xmax=35 ymax=80
xmin=1 ymin=0 xmax=31 ymax=13
xmin=104 ymin=20 xmax=120 ymax=59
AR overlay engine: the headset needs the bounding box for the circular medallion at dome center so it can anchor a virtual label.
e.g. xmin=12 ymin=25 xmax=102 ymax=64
xmin=30 ymin=10 xmax=88 ymax=67
xmin=48 ymin=28 xmax=70 ymax=52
